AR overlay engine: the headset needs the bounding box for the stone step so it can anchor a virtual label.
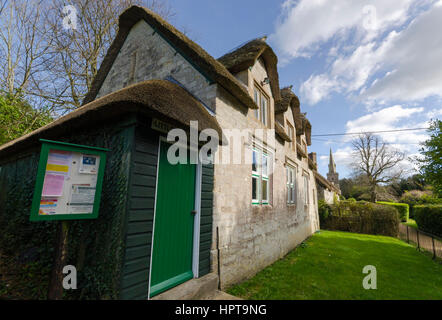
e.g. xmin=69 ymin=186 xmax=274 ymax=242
xmin=151 ymin=273 xmax=219 ymax=300
xmin=203 ymin=290 xmax=243 ymax=300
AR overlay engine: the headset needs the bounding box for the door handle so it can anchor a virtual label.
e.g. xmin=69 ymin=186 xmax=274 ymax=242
xmin=191 ymin=210 xmax=197 ymax=215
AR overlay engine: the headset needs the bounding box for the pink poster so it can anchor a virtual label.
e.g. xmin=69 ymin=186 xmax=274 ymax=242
xmin=42 ymin=173 xmax=65 ymax=197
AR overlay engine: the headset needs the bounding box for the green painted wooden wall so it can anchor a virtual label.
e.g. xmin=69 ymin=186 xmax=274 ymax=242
xmin=0 ymin=114 xmax=214 ymax=300
xmin=0 ymin=115 xmax=137 ymax=299
xmin=119 ymin=118 xmax=214 ymax=299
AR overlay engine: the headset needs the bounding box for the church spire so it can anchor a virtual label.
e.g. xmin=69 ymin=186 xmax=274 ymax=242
xmin=328 ymin=148 xmax=336 ymax=173
xmin=327 ymin=148 xmax=340 ymax=189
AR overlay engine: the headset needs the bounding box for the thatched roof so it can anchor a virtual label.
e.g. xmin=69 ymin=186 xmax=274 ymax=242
xmin=275 ymin=122 xmax=291 ymax=142
xmin=82 ymin=6 xmax=257 ymax=110
xmin=0 ymin=80 xmax=224 ymax=158
xmin=274 ymin=86 xmax=312 ymax=146
xmin=218 ymin=37 xmax=281 ymax=101
xmin=275 ymin=86 xmax=303 ymax=132
xmin=300 ymin=114 xmax=312 ymax=146
xmin=275 ymin=86 xmax=299 ymax=114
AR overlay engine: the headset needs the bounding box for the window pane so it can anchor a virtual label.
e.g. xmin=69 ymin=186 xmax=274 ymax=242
xmin=262 ymin=179 xmax=268 ymax=202
xmin=252 ymin=150 xmax=258 ymax=172
xmin=252 ymin=176 xmax=258 ymax=201
xmin=262 ymin=155 xmax=268 ymax=177
xmin=254 ymin=89 xmax=260 ymax=119
xmin=287 ymin=185 xmax=290 ymax=203
xmin=291 ymin=186 xmax=296 ymax=204
xmin=261 ymin=98 xmax=267 ymax=125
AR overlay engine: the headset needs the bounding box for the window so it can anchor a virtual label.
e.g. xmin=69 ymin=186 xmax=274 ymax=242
xmin=287 ymin=121 xmax=295 ymax=150
xmin=303 ymin=174 xmax=309 ymax=206
xmin=252 ymin=147 xmax=272 ymax=205
xmin=286 ymin=165 xmax=296 ymax=205
xmin=254 ymin=88 xmax=260 ymax=120
xmin=252 ymin=149 xmax=260 ymax=204
xmin=253 ymin=84 xmax=269 ymax=127
xmin=262 ymin=153 xmax=269 ymax=203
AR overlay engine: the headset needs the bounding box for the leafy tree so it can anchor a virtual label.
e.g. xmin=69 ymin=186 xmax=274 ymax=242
xmin=0 ymin=92 xmax=52 ymax=145
xmin=417 ymin=119 xmax=441 ymax=197
xmin=390 ymin=174 xmax=426 ymax=196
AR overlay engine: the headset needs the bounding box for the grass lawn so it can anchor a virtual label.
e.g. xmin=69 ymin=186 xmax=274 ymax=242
xmin=227 ymin=230 xmax=442 ymax=300
xmin=403 ymin=218 xmax=418 ymax=229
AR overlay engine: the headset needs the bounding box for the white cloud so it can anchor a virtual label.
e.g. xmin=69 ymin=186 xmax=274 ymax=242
xmin=426 ymin=108 xmax=442 ymax=118
xmin=362 ymin=4 xmax=442 ymax=102
xmin=300 ymin=74 xmax=338 ymax=104
xmin=270 ymin=0 xmax=414 ymax=59
xmin=345 ymin=105 xmax=428 ymax=145
xmin=271 ymin=0 xmax=442 ymax=106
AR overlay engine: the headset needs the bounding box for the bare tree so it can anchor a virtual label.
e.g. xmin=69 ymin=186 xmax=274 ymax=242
xmin=0 ymin=1 xmax=6 ymax=15
xmin=0 ymin=0 xmax=174 ymax=116
xmin=0 ymin=0 xmax=55 ymax=138
xmin=351 ymin=133 xmax=405 ymax=202
xmin=0 ymin=0 xmax=52 ymax=98
xmin=43 ymin=0 xmax=175 ymax=112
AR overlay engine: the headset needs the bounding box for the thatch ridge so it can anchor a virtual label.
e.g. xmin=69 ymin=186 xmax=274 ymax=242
xmin=218 ymin=38 xmax=281 ymax=101
xmin=0 ymin=80 xmax=224 ymax=158
xmin=82 ymin=6 xmax=258 ymax=110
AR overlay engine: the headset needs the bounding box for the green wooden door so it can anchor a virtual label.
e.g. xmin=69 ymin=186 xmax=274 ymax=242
xmin=149 ymin=141 xmax=196 ymax=297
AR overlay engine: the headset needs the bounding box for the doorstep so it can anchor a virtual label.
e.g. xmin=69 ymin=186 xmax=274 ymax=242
xmin=151 ymin=273 xmax=219 ymax=300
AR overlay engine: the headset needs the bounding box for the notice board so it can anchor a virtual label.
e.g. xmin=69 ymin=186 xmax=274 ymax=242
xmin=30 ymin=139 xmax=108 ymax=221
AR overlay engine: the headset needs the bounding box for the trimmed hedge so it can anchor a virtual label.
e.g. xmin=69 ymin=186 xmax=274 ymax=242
xmin=400 ymin=191 xmax=442 ymax=218
xmin=319 ymin=201 xmax=400 ymax=237
xmin=414 ymin=204 xmax=442 ymax=237
xmin=377 ymin=201 xmax=409 ymax=222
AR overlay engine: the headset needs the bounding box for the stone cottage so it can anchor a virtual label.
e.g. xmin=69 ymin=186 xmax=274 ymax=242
xmin=0 ymin=5 xmax=320 ymax=299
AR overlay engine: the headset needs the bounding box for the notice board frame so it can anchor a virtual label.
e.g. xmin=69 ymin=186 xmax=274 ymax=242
xmin=30 ymin=139 xmax=109 ymax=221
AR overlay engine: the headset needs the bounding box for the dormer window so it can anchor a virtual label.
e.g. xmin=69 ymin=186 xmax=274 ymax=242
xmin=253 ymin=83 xmax=269 ymax=127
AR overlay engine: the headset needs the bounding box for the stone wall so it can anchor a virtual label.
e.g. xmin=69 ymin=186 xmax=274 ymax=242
xmin=96 ymin=20 xmax=217 ymax=111
xmin=317 ymin=184 xmax=336 ymax=204
xmin=211 ymin=62 xmax=319 ymax=288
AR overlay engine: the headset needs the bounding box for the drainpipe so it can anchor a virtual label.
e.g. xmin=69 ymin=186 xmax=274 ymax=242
xmin=216 ymin=226 xmax=221 ymax=290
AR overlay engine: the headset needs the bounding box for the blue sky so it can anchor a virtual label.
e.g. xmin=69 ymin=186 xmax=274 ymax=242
xmin=168 ymin=0 xmax=442 ymax=178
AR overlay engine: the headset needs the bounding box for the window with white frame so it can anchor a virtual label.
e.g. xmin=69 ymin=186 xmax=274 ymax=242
xmin=253 ymin=84 xmax=269 ymax=127
xmin=303 ymin=174 xmax=309 ymax=206
xmin=252 ymin=147 xmax=272 ymax=205
xmin=286 ymin=165 xmax=296 ymax=205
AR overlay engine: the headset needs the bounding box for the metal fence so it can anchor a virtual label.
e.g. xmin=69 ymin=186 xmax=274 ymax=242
xmin=399 ymin=224 xmax=442 ymax=260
